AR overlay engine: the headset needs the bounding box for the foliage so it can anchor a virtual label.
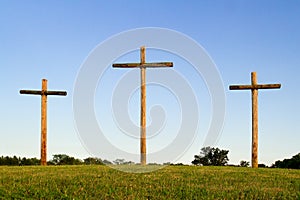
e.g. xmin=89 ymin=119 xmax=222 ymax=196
xmin=0 ymin=165 xmax=299 ymax=199
xmin=192 ymin=146 xmax=229 ymax=166
xmin=258 ymin=163 xmax=267 ymax=168
xmin=148 ymin=163 xmax=161 ymax=165
xmin=272 ymin=153 xmax=300 ymax=169
xmin=0 ymin=156 xmax=40 ymax=166
xmin=83 ymin=157 xmax=103 ymax=165
xmin=113 ymin=159 xmax=135 ymax=165
xmin=170 ymin=163 xmax=186 ymax=166
xmin=0 ymin=155 xmax=132 ymax=166
xmin=240 ymin=160 xmax=250 ymax=167
xmin=0 ymin=156 xmax=20 ymax=165
xmin=48 ymin=154 xmax=82 ymax=165
xmin=102 ymin=159 xmax=113 ymax=165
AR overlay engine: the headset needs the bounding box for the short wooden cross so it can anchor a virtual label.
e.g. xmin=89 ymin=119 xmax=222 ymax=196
xmin=113 ymin=46 xmax=173 ymax=165
xmin=229 ymin=72 xmax=281 ymax=168
xmin=20 ymin=79 xmax=67 ymax=165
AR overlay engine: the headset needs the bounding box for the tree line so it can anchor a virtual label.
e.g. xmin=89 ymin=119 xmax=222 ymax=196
xmin=0 ymin=148 xmax=299 ymax=169
xmin=191 ymin=146 xmax=299 ymax=169
xmin=0 ymin=155 xmax=111 ymax=166
xmin=271 ymin=153 xmax=300 ymax=169
xmin=0 ymin=156 xmax=40 ymax=166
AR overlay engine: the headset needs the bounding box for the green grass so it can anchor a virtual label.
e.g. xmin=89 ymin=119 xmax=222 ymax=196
xmin=0 ymin=165 xmax=299 ymax=199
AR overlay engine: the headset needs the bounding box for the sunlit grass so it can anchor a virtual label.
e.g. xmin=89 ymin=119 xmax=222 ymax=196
xmin=0 ymin=165 xmax=299 ymax=199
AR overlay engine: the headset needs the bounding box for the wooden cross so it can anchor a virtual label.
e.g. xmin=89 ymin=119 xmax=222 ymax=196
xmin=229 ymin=72 xmax=281 ymax=168
xmin=113 ymin=46 xmax=173 ymax=165
xmin=20 ymin=79 xmax=67 ymax=166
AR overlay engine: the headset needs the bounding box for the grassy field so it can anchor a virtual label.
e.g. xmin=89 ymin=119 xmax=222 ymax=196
xmin=0 ymin=165 xmax=299 ymax=199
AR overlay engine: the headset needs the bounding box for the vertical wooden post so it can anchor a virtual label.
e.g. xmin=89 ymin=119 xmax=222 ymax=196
xmin=140 ymin=46 xmax=146 ymax=165
xmin=229 ymin=72 xmax=280 ymax=168
xmin=20 ymin=79 xmax=67 ymax=166
xmin=41 ymin=79 xmax=47 ymax=166
xmin=251 ymin=72 xmax=258 ymax=168
xmin=112 ymin=46 xmax=173 ymax=165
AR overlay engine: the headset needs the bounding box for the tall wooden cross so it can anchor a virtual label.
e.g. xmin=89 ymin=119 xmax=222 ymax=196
xmin=229 ymin=72 xmax=281 ymax=168
xmin=113 ymin=46 xmax=173 ymax=165
xmin=20 ymin=79 xmax=67 ymax=165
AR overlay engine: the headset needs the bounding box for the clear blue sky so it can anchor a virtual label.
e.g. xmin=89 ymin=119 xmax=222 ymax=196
xmin=0 ymin=1 xmax=299 ymax=165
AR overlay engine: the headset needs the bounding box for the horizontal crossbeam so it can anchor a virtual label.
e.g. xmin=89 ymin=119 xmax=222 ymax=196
xmin=112 ymin=62 xmax=173 ymax=68
xmin=229 ymin=84 xmax=281 ymax=90
xmin=20 ymin=90 xmax=67 ymax=96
